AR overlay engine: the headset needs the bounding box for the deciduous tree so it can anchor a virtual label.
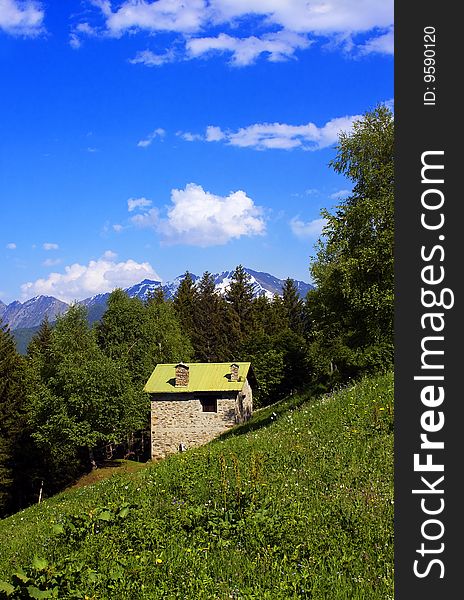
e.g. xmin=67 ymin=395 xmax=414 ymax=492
xmin=307 ymin=105 xmax=394 ymax=381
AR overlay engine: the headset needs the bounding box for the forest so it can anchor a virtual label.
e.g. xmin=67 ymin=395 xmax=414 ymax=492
xmin=0 ymin=106 xmax=393 ymax=518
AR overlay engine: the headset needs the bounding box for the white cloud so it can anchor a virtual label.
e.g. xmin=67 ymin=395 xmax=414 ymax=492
xmin=186 ymin=114 xmax=360 ymax=151
xmin=112 ymin=224 xmax=124 ymax=232
xmin=43 ymin=242 xmax=59 ymax=250
xmin=129 ymin=49 xmax=176 ymax=67
xmin=127 ymin=197 xmax=153 ymax=212
xmin=358 ymin=26 xmax=394 ymax=56
xmin=95 ymin=0 xmax=206 ymax=36
xmin=383 ymin=98 xmax=394 ymax=112
xmin=86 ymin=1 xmax=392 ymax=64
xmin=210 ymin=1 xmax=392 ymax=35
xmin=0 ymin=0 xmax=44 ymax=36
xmin=21 ymin=253 xmax=161 ymax=303
xmin=205 ymin=126 xmax=225 ymax=142
xmin=177 ymin=131 xmax=203 ymax=142
xmin=42 ymin=258 xmax=61 ymax=267
xmin=330 ymin=189 xmax=351 ymax=200
xmin=70 ymin=21 xmax=99 ymax=48
xmin=290 ymin=216 xmax=327 ymax=240
xmin=187 ymin=30 xmax=311 ymax=66
xmin=133 ymin=183 xmax=265 ymax=246
xmin=102 ymin=249 xmax=117 ymax=259
xmin=91 ymin=1 xmax=392 ymax=37
xmin=69 ymin=33 xmax=81 ymax=49
xmin=137 ymin=128 xmax=166 ymax=147
xmin=6 ymin=242 xmax=16 ymax=250
xmin=130 ymin=207 xmax=160 ymax=228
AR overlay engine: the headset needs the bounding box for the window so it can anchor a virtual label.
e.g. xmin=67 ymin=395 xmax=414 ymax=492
xmin=200 ymin=397 xmax=217 ymax=412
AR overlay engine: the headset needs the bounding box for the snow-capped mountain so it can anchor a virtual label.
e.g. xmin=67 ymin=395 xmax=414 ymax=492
xmin=3 ymin=269 xmax=313 ymax=331
xmin=0 ymin=300 xmax=6 ymax=320
xmin=1 ymin=295 xmax=69 ymax=331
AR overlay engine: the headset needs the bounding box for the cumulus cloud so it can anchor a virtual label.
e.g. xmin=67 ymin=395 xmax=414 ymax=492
xmin=21 ymin=252 xmax=161 ymax=303
xmin=0 ymin=0 xmax=45 ymax=36
xmin=131 ymin=183 xmax=265 ymax=246
xmin=137 ymin=127 xmax=166 ymax=147
xmin=181 ymin=114 xmax=360 ymax=151
xmin=205 ymin=126 xmax=225 ymax=142
xmin=186 ymin=31 xmax=311 ymax=66
xmin=127 ymin=197 xmax=153 ymax=212
xmin=130 ymin=207 xmax=160 ymax=228
xmin=290 ymin=216 xmax=327 ymax=240
xmin=43 ymin=242 xmax=59 ymax=250
xmin=161 ymin=183 xmax=265 ymax=246
xmin=6 ymin=242 xmax=16 ymax=250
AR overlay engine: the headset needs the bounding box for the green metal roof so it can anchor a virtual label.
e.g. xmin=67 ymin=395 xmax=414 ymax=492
xmin=143 ymin=362 xmax=252 ymax=394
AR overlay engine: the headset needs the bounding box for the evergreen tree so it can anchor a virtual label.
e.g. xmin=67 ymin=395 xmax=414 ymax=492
xmin=173 ymin=272 xmax=198 ymax=342
xmin=225 ymin=265 xmax=255 ymax=351
xmin=281 ymin=278 xmax=305 ymax=335
xmin=27 ymin=316 xmax=55 ymax=380
xmin=192 ymin=272 xmax=230 ymax=362
xmin=146 ymin=286 xmax=165 ymax=306
xmin=0 ymin=325 xmax=26 ymax=515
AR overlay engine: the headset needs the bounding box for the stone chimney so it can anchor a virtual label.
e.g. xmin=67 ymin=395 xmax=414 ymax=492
xmin=230 ymin=363 xmax=239 ymax=382
xmin=175 ymin=362 xmax=189 ymax=387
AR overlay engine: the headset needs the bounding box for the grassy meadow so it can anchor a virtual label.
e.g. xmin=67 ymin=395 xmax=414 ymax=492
xmin=0 ymin=372 xmax=394 ymax=599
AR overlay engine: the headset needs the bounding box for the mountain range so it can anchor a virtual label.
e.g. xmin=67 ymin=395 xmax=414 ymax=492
xmin=2 ymin=268 xmax=313 ymax=335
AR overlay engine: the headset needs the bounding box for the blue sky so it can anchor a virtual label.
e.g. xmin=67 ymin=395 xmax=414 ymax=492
xmin=0 ymin=0 xmax=393 ymax=304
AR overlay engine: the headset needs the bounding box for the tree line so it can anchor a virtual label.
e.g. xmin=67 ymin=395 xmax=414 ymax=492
xmin=0 ymin=106 xmax=393 ymax=517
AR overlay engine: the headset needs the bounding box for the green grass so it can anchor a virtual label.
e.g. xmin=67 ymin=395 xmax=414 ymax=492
xmin=0 ymin=372 xmax=394 ymax=599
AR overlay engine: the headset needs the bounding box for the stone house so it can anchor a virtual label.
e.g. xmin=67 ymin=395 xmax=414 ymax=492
xmin=143 ymin=362 xmax=254 ymax=460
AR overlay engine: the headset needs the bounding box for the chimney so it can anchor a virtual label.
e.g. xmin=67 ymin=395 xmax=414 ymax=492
xmin=230 ymin=363 xmax=239 ymax=382
xmin=175 ymin=362 xmax=189 ymax=387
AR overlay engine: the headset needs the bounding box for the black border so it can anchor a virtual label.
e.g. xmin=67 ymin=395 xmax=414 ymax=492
xmin=395 ymin=2 xmax=461 ymax=596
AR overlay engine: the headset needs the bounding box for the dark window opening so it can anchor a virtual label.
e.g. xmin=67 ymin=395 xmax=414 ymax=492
xmin=200 ymin=397 xmax=217 ymax=412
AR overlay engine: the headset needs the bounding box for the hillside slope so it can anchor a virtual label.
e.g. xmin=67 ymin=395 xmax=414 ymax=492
xmin=0 ymin=373 xmax=394 ymax=599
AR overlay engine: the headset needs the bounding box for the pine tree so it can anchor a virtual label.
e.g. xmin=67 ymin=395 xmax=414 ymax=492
xmin=193 ymin=272 xmax=230 ymax=362
xmin=281 ymin=278 xmax=305 ymax=335
xmin=146 ymin=286 xmax=165 ymax=306
xmin=225 ymin=265 xmax=255 ymax=350
xmin=173 ymin=272 xmax=198 ymax=342
xmin=0 ymin=325 xmax=26 ymax=515
xmin=27 ymin=316 xmax=55 ymax=380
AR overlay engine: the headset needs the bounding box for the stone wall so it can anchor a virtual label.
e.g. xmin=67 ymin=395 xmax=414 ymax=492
xmin=150 ymin=381 xmax=253 ymax=459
